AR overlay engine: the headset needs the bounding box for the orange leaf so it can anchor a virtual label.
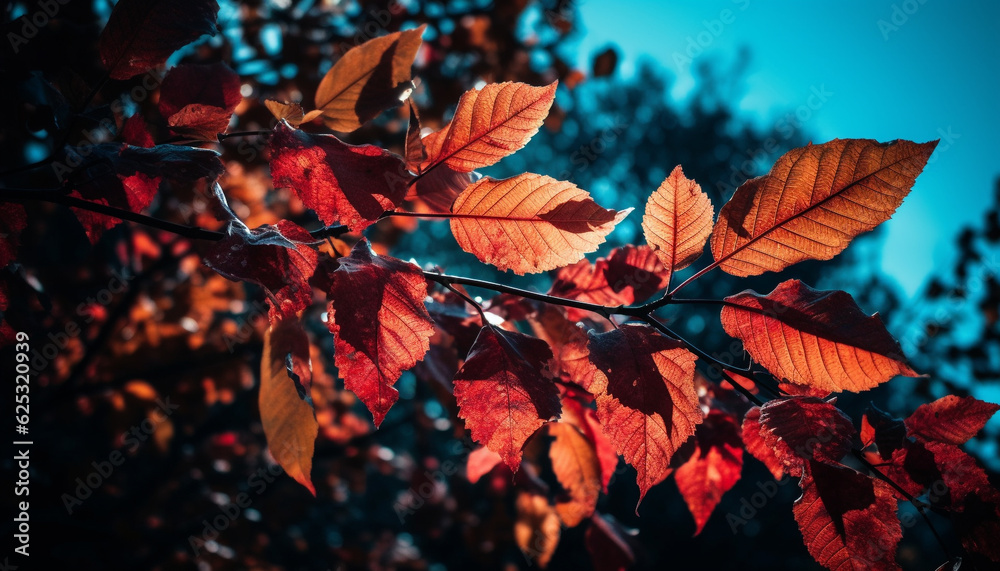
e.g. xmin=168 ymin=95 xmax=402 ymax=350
xmin=642 ymin=165 xmax=714 ymax=283
xmin=587 ymin=324 xmax=703 ymax=506
xmin=312 ymin=25 xmax=425 ymax=132
xmin=549 ymin=245 xmax=668 ymax=321
xmin=549 ymin=422 xmax=601 ymax=527
xmin=675 ymin=410 xmax=743 ymax=535
xmin=260 ymin=316 xmax=317 ymax=495
xmin=320 ymin=241 xmax=434 ymax=427
xmin=528 ymin=306 xmax=597 ymax=390
xmin=560 ymin=394 xmax=619 ymax=492
xmin=453 ymin=326 xmax=561 ymax=469
xmin=265 ymin=100 xmax=306 ymax=127
xmin=721 ymin=279 xmax=918 ymax=393
xmin=404 ymin=100 xmax=427 ymax=172
xmin=421 ymin=81 xmax=557 ymax=173
xmin=711 ymin=138 xmax=938 ymax=277
xmin=905 ymin=395 xmax=1000 ymax=445
xmin=793 ymin=461 xmax=902 ymax=571
xmin=450 ymin=173 xmax=630 ymax=274
xmin=514 ymin=490 xmax=561 ymax=568
xmin=268 ymin=122 xmax=410 ymax=232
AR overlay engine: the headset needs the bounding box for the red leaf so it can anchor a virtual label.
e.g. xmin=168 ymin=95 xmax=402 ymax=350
xmin=528 ymin=306 xmax=597 ymax=391
xmin=904 ymin=395 xmax=1000 ymax=445
xmin=404 ymin=100 xmax=427 ymax=172
xmin=756 ymin=396 xmax=856 ymax=476
xmin=260 ymin=315 xmax=317 ymax=495
xmin=121 ymin=114 xmax=154 ymax=147
xmin=549 ymin=421 xmax=601 ymax=527
xmin=421 ymin=81 xmax=557 ymax=173
xmin=861 ymin=404 xmax=907 ymax=460
xmin=641 ymin=165 xmax=714 ymax=284
xmin=321 ymin=241 xmax=434 ymax=427
xmin=466 ymin=446 xmax=503 ymax=483
xmin=793 ymin=461 xmax=902 ymax=571
xmin=268 ymin=122 xmax=410 ymax=232
xmin=0 ymin=203 xmax=27 ymax=267
xmin=158 ymin=62 xmax=242 ymax=139
xmin=585 ymin=514 xmax=636 ymax=571
xmin=721 ymin=279 xmax=918 ymax=393
xmin=450 ymin=173 xmax=629 ymax=274
xmin=203 ymin=218 xmax=318 ymax=322
xmin=711 ymin=138 xmax=937 ymax=277
xmin=587 ymin=324 xmax=703 ymax=505
xmin=675 ymin=409 xmax=743 ymax=535
xmin=453 ymin=326 xmax=560 ymax=470
xmin=98 ymin=0 xmax=220 ymax=80
xmin=741 ymin=406 xmax=786 ymax=480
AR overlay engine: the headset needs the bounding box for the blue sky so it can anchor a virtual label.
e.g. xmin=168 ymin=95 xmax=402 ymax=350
xmin=573 ymin=0 xmax=1000 ymax=298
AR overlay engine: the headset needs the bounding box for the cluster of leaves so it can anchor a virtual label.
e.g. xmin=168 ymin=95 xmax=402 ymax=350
xmin=2 ymin=1 xmax=998 ymax=570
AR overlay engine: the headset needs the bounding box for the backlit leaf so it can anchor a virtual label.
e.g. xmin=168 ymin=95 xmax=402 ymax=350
xmin=675 ymin=409 xmax=743 ymax=535
xmin=453 ymin=326 xmax=560 ymax=469
xmin=549 ymin=421 xmax=601 ymax=527
xmin=260 ymin=316 xmax=317 ymax=495
xmin=98 ymin=0 xmax=220 ymax=80
xmin=264 ymin=100 xmax=306 ymax=127
xmin=756 ymin=396 xmax=856 ymax=476
xmin=904 ymin=395 xmax=1000 ymax=445
xmin=642 ymin=165 xmax=713 ymax=284
xmin=721 ymin=279 xmax=918 ymax=393
xmin=450 ymin=173 xmax=630 ymax=274
xmin=158 ymin=62 xmax=241 ymax=139
xmin=587 ymin=324 xmax=703 ymax=505
xmin=312 ymin=26 xmax=425 ymax=132
xmin=421 ymin=81 xmax=557 ymax=173
xmin=320 ymin=240 xmax=434 ymax=427
xmin=711 ymin=138 xmax=938 ymax=277
xmin=741 ymin=406 xmax=786 ymax=480
xmin=794 ymin=461 xmax=902 ymax=571
xmin=515 ymin=490 xmax=561 ymax=568
xmin=466 ymin=446 xmax=503 ymax=483
xmin=269 ymin=122 xmax=410 ymax=232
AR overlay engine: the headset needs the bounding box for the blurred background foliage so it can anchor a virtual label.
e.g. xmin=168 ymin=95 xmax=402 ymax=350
xmin=1 ymin=0 xmax=997 ymax=569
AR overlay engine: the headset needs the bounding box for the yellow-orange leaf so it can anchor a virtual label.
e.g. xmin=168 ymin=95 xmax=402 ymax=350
xmin=642 ymin=165 xmax=713 ymax=283
xmin=312 ymin=25 xmax=425 ymax=132
xmin=721 ymin=279 xmax=918 ymax=393
xmin=260 ymin=316 xmax=317 ymax=495
xmin=264 ymin=100 xmax=305 ymax=127
xmin=450 ymin=173 xmax=630 ymax=274
xmin=711 ymin=138 xmax=938 ymax=277
xmin=515 ymin=491 xmax=561 ymax=568
xmin=421 ymin=81 xmax=557 ymax=173
xmin=548 ymin=422 xmax=601 ymax=527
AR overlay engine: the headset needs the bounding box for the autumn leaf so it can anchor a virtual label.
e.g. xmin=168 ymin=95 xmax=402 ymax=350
xmin=755 ymin=396 xmax=856 ymax=476
xmin=794 ymin=461 xmax=902 ymax=571
xmin=466 ymin=446 xmax=503 ymax=483
xmin=121 ymin=114 xmax=154 ymax=147
xmin=515 ymin=490 xmax=561 ymax=568
xmin=450 ymin=173 xmax=630 ymax=274
xmin=560 ymin=392 xmax=619 ymax=492
xmin=675 ymin=409 xmax=743 ymax=535
xmin=268 ymin=122 xmax=410 ymax=232
xmin=904 ymin=395 xmax=1000 ymax=445
xmin=310 ymin=25 xmax=425 ymax=132
xmin=587 ymin=324 xmax=703 ymax=505
xmin=404 ymin=100 xmax=427 ymax=172
xmin=203 ymin=216 xmax=318 ymax=322
xmin=721 ymin=279 xmax=918 ymax=393
xmin=642 ymin=165 xmax=714 ymax=284
xmin=0 ymin=203 xmax=27 ymax=268
xmin=528 ymin=306 xmax=597 ymax=390
xmin=319 ymin=240 xmax=434 ymax=427
xmin=158 ymin=62 xmax=242 ymax=139
xmin=98 ymin=0 xmax=220 ymax=80
xmin=264 ymin=100 xmax=306 ymax=127
xmin=260 ymin=315 xmax=317 ymax=495
xmin=453 ymin=326 xmax=561 ymax=469
xmin=711 ymin=138 xmax=938 ymax=277
xmin=421 ymin=81 xmax=557 ymax=173
xmin=63 ymin=143 xmax=224 ymax=243
xmin=741 ymin=406 xmax=786 ymax=480
xmin=549 ymin=422 xmax=601 ymax=527
xmin=547 ymin=245 xmax=666 ymax=322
